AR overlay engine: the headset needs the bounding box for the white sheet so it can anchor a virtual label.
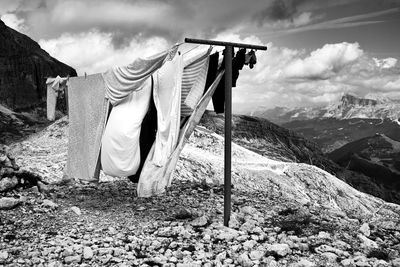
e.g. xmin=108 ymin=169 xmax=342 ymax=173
xmin=100 ymin=77 xmax=152 ymax=177
xmin=137 ymin=47 xmax=183 ymax=196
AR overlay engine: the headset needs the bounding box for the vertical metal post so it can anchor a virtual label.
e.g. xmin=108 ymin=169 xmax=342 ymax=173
xmin=224 ymin=45 xmax=232 ymax=227
xmin=65 ymin=86 xmax=69 ymax=117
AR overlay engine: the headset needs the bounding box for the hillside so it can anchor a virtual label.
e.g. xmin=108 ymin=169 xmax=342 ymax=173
xmin=1 ymin=116 xmax=400 ymax=266
xmin=283 ymin=118 xmax=400 ymax=153
xmin=200 ymin=112 xmax=400 ymax=205
xmin=328 ymin=134 xmax=400 ymax=203
xmin=0 ymin=19 xmax=77 ymax=111
xmin=0 ymin=104 xmax=51 ymax=145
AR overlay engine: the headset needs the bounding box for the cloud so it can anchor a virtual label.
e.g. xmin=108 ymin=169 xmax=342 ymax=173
xmin=1 ymin=13 xmax=27 ymax=32
xmin=9 ymin=0 xmax=360 ymax=43
xmin=264 ymin=7 xmax=400 ymax=35
xmin=203 ymin=35 xmax=400 ymax=112
xmin=284 ymin=42 xmax=363 ymax=79
xmin=17 ymin=0 xmax=268 ymax=42
xmin=0 ymin=0 xmax=21 ymax=14
xmin=373 ymin=57 xmax=398 ymax=69
xmin=384 ymin=78 xmax=400 ymax=90
xmin=4 ymin=0 xmax=400 ymax=112
xmin=39 ymin=30 xmax=169 ymax=75
xmin=255 ymin=0 xmax=306 ymax=23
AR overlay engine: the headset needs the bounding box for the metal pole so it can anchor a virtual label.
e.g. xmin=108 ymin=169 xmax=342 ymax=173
xmin=185 ymin=38 xmax=267 ymax=51
xmin=183 ymin=37 xmax=267 ymax=227
xmin=224 ymin=45 xmax=232 ymax=227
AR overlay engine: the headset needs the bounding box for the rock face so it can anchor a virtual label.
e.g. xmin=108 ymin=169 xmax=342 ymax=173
xmin=0 ymin=144 xmax=45 ymax=193
xmin=0 ymin=19 xmax=77 ymax=111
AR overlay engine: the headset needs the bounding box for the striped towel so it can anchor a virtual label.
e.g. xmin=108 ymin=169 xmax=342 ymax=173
xmin=181 ymin=50 xmax=211 ymax=116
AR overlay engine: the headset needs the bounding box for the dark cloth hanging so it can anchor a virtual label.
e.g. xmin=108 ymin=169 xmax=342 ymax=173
xmin=212 ymin=48 xmax=246 ymax=114
xmin=128 ymin=76 xmax=158 ymax=183
xmin=204 ymin=52 xmax=219 ymax=94
xmin=245 ymin=50 xmax=257 ymax=69
xmin=232 ymin=48 xmax=246 ymax=87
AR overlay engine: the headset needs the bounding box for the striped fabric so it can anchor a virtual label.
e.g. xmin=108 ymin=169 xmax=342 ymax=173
xmin=181 ymin=51 xmax=210 ymax=116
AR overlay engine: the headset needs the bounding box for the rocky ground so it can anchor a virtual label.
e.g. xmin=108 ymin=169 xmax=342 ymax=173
xmin=1 ymin=117 xmax=400 ymax=266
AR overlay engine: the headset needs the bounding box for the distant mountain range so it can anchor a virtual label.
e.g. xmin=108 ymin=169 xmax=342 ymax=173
xmin=249 ymin=93 xmax=400 ymax=204
xmin=252 ymin=93 xmax=400 ymax=125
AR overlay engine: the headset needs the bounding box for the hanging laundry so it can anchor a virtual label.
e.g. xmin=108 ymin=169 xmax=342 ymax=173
xmin=204 ymin=52 xmax=219 ymax=94
xmin=66 ymin=45 xmax=181 ymax=183
xmin=232 ymin=48 xmax=246 ymax=87
xmin=181 ymin=47 xmax=211 ymax=116
xmin=152 ymin=50 xmax=183 ymax=167
xmin=137 ymin=65 xmax=225 ymax=197
xmin=245 ymin=50 xmax=257 ymax=69
xmin=127 ymin=83 xmax=158 ymax=183
xmin=103 ymin=45 xmax=179 ymax=106
xmin=100 ymin=76 xmax=152 ymax=177
xmin=66 ymin=74 xmax=109 ymax=182
xmin=46 ymin=76 xmax=68 ymax=121
xmin=212 ymin=48 xmax=244 ymax=114
xmin=137 ymin=47 xmax=184 ymax=196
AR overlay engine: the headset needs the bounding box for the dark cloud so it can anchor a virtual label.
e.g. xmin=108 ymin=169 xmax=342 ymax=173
xmin=9 ymin=0 xmax=268 ymax=44
xmin=255 ymin=0 xmax=306 ymax=25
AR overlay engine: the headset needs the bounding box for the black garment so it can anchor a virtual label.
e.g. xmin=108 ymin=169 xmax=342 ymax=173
xmin=204 ymin=52 xmax=219 ymax=94
xmin=232 ymin=48 xmax=246 ymax=87
xmin=212 ymin=49 xmax=226 ymax=113
xmin=245 ymin=50 xmax=257 ymax=69
xmin=128 ymin=76 xmax=158 ymax=183
xmin=212 ymin=48 xmax=246 ymax=114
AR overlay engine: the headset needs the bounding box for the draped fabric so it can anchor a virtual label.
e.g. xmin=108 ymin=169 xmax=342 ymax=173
xmin=137 ymin=49 xmax=184 ymax=197
xmin=100 ymin=77 xmax=152 ymax=177
xmin=66 ymin=74 xmax=109 ymax=181
xmin=102 ymin=46 xmax=179 ymax=106
xmin=66 ymin=44 xmax=223 ymax=198
xmin=137 ymin=70 xmax=225 ymax=197
xmin=181 ymin=52 xmax=210 ymax=116
xmin=46 ymin=76 xmax=68 ymax=121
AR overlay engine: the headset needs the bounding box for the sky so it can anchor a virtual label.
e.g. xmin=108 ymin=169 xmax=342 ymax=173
xmin=1 ymin=0 xmax=400 ymax=113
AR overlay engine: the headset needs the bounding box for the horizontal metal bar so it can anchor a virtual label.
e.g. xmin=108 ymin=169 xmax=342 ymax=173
xmin=185 ymin=38 xmax=267 ymax=50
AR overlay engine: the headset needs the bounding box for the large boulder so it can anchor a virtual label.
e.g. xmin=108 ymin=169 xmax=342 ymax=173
xmin=0 ymin=19 xmax=77 ymax=111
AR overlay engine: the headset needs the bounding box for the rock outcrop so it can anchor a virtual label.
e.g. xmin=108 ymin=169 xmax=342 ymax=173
xmin=0 ymin=19 xmax=77 ymax=111
xmin=0 ymin=144 xmax=46 ymax=192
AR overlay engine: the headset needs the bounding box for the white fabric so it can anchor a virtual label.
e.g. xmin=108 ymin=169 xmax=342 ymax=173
xmin=46 ymin=76 xmax=68 ymax=91
xmin=102 ymin=45 xmax=179 ymax=106
xmin=137 ymin=48 xmax=184 ymax=196
xmin=180 ymin=48 xmax=211 ymax=116
xmin=100 ymin=77 xmax=152 ymax=177
xmin=153 ymin=50 xmax=183 ymax=166
xmin=46 ymin=84 xmax=58 ymax=121
xmin=46 ymin=76 xmax=68 ymax=121
xmin=184 ymin=56 xmax=209 ymax=109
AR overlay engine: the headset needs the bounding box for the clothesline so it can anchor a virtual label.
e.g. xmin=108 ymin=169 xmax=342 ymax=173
xmin=184 ymin=37 xmax=267 ymax=227
xmin=57 ymin=39 xmax=267 ymax=227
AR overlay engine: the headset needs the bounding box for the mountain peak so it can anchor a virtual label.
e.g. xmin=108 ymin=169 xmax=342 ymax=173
xmin=253 ymin=92 xmax=400 ymax=124
xmin=340 ymin=94 xmax=377 ymax=107
xmin=364 ymin=93 xmax=391 ymax=104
